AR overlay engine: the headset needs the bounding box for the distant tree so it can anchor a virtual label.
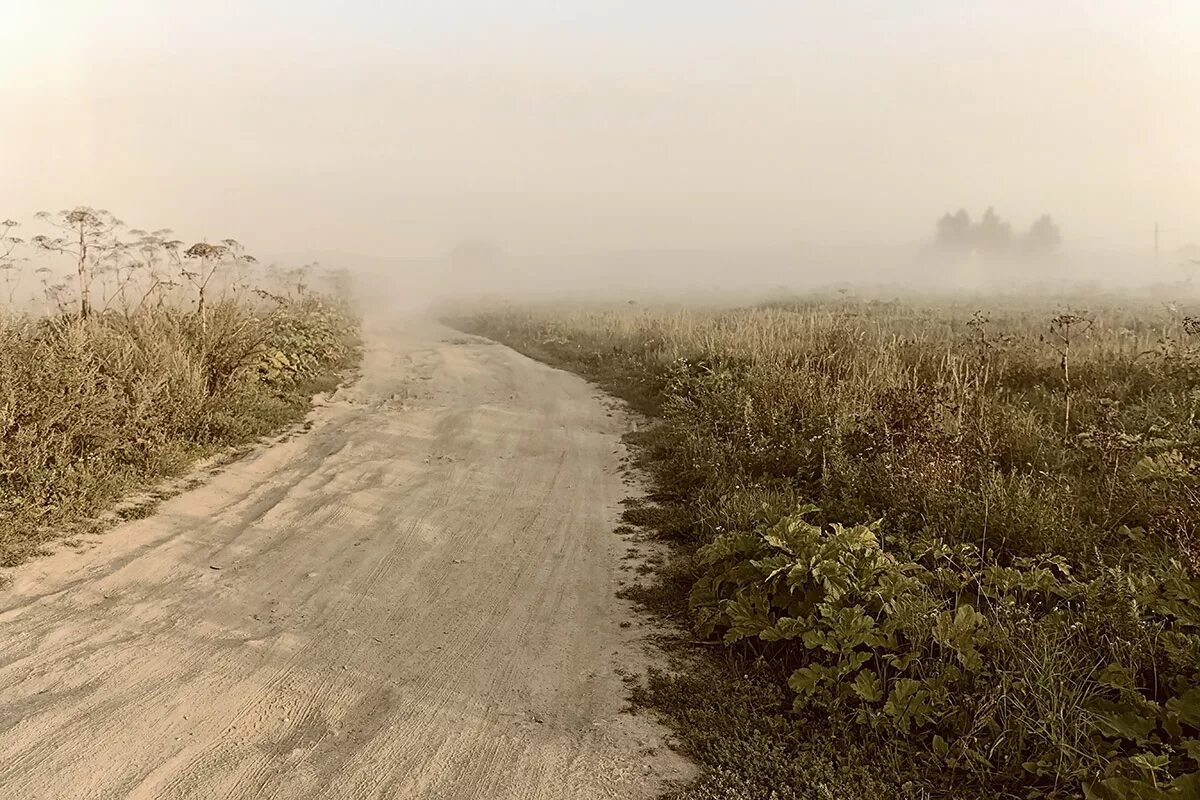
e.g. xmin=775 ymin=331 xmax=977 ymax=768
xmin=975 ymin=207 xmax=1014 ymax=253
xmin=1021 ymin=214 xmax=1062 ymax=256
xmin=934 ymin=207 xmax=1060 ymax=259
xmin=31 ymin=207 xmax=125 ymax=318
xmin=935 ymin=209 xmax=973 ymax=249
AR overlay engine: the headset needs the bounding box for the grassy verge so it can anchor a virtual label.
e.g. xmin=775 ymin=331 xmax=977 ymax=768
xmin=0 ymin=295 xmax=360 ymax=568
xmin=453 ymin=295 xmax=1200 ymax=800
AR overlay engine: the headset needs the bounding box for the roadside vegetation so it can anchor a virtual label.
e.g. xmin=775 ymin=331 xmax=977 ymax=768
xmin=456 ymin=292 xmax=1200 ymax=800
xmin=0 ymin=207 xmax=360 ymax=569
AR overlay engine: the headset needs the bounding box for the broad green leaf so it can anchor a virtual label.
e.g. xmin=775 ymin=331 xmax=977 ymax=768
xmin=883 ymin=651 xmax=921 ymax=673
xmin=722 ymin=590 xmax=773 ymax=643
xmin=1167 ymin=688 xmax=1200 ymax=728
xmin=1083 ymin=778 xmax=1165 ymax=800
xmin=801 ymin=627 xmax=827 ymax=650
xmin=1171 ymin=771 xmax=1200 ymax=795
xmin=932 ymin=734 xmax=949 ymax=758
xmin=1129 ymin=752 xmax=1171 ymax=773
xmin=1094 ymin=706 xmax=1156 ymax=743
xmin=789 ymin=664 xmax=838 ymax=702
xmin=825 ymin=605 xmax=880 ymax=651
xmin=883 ymin=678 xmax=932 ymax=733
xmin=851 ymin=669 xmax=883 ymax=703
xmin=1096 ymin=663 xmax=1135 ymax=690
xmin=932 ymin=603 xmax=988 ymax=673
xmin=760 ymin=616 xmax=808 ymax=642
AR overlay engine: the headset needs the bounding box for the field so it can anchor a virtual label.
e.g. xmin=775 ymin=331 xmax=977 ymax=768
xmin=456 ymin=292 xmax=1200 ymax=800
xmin=0 ymin=209 xmax=360 ymax=570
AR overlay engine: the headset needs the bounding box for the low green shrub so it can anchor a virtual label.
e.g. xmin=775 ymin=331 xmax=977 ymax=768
xmin=693 ymin=506 xmax=1200 ymax=796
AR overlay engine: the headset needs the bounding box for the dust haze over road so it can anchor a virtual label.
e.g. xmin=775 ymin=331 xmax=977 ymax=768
xmin=0 ymin=320 xmax=691 ymax=799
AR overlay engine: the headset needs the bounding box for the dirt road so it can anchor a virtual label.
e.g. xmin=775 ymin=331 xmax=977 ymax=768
xmin=0 ymin=321 xmax=691 ymax=799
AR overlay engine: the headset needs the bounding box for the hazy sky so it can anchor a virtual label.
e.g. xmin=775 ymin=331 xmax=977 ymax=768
xmin=2 ymin=2 xmax=1197 ymax=261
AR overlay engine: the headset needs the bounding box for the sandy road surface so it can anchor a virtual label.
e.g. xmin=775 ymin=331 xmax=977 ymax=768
xmin=0 ymin=321 xmax=691 ymax=799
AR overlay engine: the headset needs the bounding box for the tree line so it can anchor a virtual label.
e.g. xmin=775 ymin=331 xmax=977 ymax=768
xmin=935 ymin=208 xmax=1061 ymax=257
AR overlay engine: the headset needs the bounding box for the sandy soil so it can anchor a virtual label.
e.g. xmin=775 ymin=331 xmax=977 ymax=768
xmin=0 ymin=320 xmax=692 ymax=799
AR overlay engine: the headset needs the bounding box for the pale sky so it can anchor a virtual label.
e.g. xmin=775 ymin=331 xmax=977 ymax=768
xmin=2 ymin=2 xmax=1197 ymax=261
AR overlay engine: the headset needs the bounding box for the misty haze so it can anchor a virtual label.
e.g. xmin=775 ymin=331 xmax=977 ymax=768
xmin=1 ymin=4 xmax=1197 ymax=800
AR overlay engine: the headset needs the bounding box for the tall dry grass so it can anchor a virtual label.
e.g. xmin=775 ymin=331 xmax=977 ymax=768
xmin=0 ymin=296 xmax=359 ymax=567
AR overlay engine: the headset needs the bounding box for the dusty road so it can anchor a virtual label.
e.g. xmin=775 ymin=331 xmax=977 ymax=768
xmin=0 ymin=321 xmax=690 ymax=799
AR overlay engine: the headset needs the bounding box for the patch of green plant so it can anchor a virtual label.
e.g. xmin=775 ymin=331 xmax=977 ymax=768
xmin=694 ymin=506 xmax=1200 ymax=796
xmin=633 ymin=661 xmax=909 ymax=800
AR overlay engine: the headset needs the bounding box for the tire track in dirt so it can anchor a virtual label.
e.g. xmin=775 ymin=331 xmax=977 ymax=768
xmin=0 ymin=320 xmax=693 ymax=799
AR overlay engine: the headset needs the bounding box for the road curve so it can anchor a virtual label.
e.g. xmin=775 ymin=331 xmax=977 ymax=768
xmin=0 ymin=320 xmax=691 ymax=799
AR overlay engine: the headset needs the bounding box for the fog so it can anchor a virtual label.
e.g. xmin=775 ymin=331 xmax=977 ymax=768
xmin=3 ymin=2 xmax=1198 ymax=301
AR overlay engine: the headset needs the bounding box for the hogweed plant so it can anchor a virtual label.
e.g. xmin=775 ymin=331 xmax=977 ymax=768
xmin=1046 ymin=311 xmax=1095 ymax=436
xmin=0 ymin=218 xmax=24 ymax=306
xmin=181 ymin=239 xmax=256 ymax=331
xmin=31 ymin=207 xmax=124 ymax=318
